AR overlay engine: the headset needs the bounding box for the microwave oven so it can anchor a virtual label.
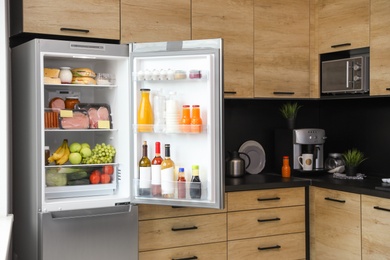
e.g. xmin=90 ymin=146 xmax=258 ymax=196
xmin=321 ymin=55 xmax=369 ymax=94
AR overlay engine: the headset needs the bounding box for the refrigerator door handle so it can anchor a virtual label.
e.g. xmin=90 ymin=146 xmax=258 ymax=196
xmin=49 ymin=204 xmax=132 ymax=220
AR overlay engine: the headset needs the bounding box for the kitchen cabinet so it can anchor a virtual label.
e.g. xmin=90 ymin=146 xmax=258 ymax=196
xmin=227 ymin=187 xmax=306 ymax=259
xmin=192 ymin=0 xmax=254 ymax=98
xmin=254 ymin=0 xmax=310 ymax=98
xmin=316 ymin=0 xmax=369 ymax=54
xmin=138 ymin=202 xmax=227 ymax=259
xmin=362 ymin=195 xmax=390 ymax=259
xmin=369 ymin=0 xmax=390 ymax=96
xmin=309 ymin=186 xmax=361 ymax=260
xmin=121 ymin=0 xmax=191 ymax=43
xmin=10 ymin=0 xmax=120 ymax=40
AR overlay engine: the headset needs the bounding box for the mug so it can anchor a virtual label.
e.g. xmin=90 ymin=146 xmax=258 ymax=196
xmin=298 ymin=153 xmax=313 ymax=171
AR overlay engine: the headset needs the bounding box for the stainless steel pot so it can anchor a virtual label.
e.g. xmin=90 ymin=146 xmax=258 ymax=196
xmin=226 ymin=151 xmax=251 ymax=178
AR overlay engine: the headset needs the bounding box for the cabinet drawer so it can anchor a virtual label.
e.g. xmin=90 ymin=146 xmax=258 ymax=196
xmin=362 ymin=195 xmax=390 ymax=259
xmin=139 ymin=242 xmax=227 ymax=260
xmin=228 ymin=232 xmax=305 ymax=260
xmin=139 ymin=213 xmax=227 ymax=251
xmin=227 ymin=187 xmax=305 ymax=211
xmin=228 ymin=206 xmax=305 ymax=240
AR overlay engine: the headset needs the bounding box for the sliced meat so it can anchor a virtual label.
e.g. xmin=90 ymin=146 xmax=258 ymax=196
xmin=97 ymin=106 xmax=110 ymax=121
xmin=88 ymin=108 xmax=99 ymax=128
xmin=49 ymin=97 xmax=65 ymax=111
xmin=60 ymin=112 xmax=89 ymax=129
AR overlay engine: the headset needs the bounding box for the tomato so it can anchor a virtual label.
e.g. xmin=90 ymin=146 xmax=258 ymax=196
xmin=90 ymin=170 xmax=101 ymax=184
xmin=100 ymin=173 xmax=111 ymax=184
xmin=102 ymin=165 xmax=114 ymax=175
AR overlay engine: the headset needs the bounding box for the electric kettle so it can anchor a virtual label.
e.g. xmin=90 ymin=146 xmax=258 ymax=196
xmin=226 ymin=151 xmax=251 ymax=178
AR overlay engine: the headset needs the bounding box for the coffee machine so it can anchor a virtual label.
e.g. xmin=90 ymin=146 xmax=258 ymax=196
xmin=293 ymin=128 xmax=326 ymax=171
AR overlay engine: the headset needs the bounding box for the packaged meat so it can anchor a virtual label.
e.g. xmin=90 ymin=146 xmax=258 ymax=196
xmin=49 ymin=97 xmax=65 ymax=111
xmin=75 ymin=103 xmax=112 ymax=129
xmin=59 ymin=110 xmax=90 ymax=129
xmin=44 ymin=109 xmax=60 ymax=128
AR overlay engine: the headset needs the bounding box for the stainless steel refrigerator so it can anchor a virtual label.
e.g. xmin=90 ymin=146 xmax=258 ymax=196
xmin=11 ymin=38 xmax=224 ymax=260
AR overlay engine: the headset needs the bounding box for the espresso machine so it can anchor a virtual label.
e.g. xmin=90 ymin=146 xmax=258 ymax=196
xmin=293 ymin=128 xmax=326 ymax=171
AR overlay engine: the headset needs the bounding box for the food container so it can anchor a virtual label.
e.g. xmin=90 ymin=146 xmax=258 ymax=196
xmin=44 ymin=109 xmax=60 ymax=128
xmin=96 ymin=73 xmax=115 ymax=85
xmin=189 ymin=70 xmax=202 ymax=79
xmin=59 ymin=109 xmax=90 ymax=129
xmin=75 ymin=103 xmax=112 ymax=129
xmin=59 ymin=67 xmax=73 ymax=84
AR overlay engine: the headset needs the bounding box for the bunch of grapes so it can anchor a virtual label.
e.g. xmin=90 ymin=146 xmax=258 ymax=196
xmin=82 ymin=143 xmax=116 ymax=164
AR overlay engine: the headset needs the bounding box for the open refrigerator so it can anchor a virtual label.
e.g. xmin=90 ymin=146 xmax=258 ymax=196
xmin=11 ymin=38 xmax=224 ymax=260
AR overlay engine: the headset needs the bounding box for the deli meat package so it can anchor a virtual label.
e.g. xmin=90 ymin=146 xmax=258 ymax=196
xmin=75 ymin=103 xmax=112 ymax=129
xmin=59 ymin=110 xmax=90 ymax=129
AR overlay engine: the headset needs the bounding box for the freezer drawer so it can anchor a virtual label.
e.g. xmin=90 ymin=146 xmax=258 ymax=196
xmin=40 ymin=205 xmax=138 ymax=260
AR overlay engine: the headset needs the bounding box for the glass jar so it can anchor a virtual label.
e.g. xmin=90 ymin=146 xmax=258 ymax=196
xmin=325 ymin=153 xmax=345 ymax=170
xmin=59 ymin=67 xmax=73 ymax=84
xmin=65 ymin=97 xmax=80 ymax=110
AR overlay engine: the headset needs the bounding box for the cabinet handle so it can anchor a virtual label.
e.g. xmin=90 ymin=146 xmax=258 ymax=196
xmin=171 ymin=226 xmax=198 ymax=231
xmin=258 ymin=217 xmax=281 ymax=223
xmin=224 ymin=91 xmax=237 ymax=94
xmin=171 ymin=206 xmax=185 ymax=208
xmin=60 ymin=27 xmax=90 ymax=33
xmin=257 ymin=197 xmax=280 ymax=202
xmin=258 ymin=245 xmax=281 ymax=251
xmin=385 ymin=88 xmax=390 ymax=91
xmin=324 ymin=197 xmax=346 ymax=203
xmin=273 ymin=91 xmax=294 ymax=95
xmin=373 ymin=206 xmax=390 ymax=212
xmin=172 ymin=257 xmax=198 ymax=260
xmin=331 ymin=43 xmax=352 ymax=48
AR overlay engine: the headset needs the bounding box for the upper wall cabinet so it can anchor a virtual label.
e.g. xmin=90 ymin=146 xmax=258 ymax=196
xmin=317 ymin=0 xmax=369 ymax=54
xmin=370 ymin=0 xmax=390 ymax=96
xmin=10 ymin=0 xmax=120 ymax=40
xmin=254 ymin=0 xmax=310 ymax=98
xmin=192 ymin=0 xmax=254 ymax=98
xmin=121 ymin=0 xmax=191 ymax=43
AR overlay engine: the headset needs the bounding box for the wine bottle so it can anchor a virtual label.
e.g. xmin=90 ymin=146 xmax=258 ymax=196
xmin=190 ymin=165 xmax=201 ymax=199
xmin=139 ymin=141 xmax=151 ymax=196
xmin=177 ymin=167 xmax=186 ymax=199
xmin=161 ymin=144 xmax=175 ymax=198
xmin=151 ymin=141 xmax=163 ymax=197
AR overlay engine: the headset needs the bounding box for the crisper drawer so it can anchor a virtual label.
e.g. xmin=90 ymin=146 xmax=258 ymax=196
xmin=139 ymin=213 xmax=227 ymax=251
xmin=227 ymin=187 xmax=305 ymax=211
xmin=228 ymin=206 xmax=305 ymax=240
xmin=228 ymin=232 xmax=306 ymax=260
xmin=139 ymin=242 xmax=227 ymax=260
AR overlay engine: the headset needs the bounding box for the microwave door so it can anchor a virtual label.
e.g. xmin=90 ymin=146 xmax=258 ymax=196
xmin=322 ymin=60 xmax=349 ymax=93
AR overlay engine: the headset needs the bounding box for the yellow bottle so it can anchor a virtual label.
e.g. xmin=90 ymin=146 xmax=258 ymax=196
xmin=138 ymin=89 xmax=153 ymax=132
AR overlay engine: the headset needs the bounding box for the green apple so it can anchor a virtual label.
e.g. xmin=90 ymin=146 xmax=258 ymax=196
xmin=69 ymin=152 xmax=82 ymax=164
xmin=80 ymin=143 xmax=90 ymax=149
xmin=69 ymin=142 xmax=81 ymax=153
xmin=80 ymin=147 xmax=92 ymax=158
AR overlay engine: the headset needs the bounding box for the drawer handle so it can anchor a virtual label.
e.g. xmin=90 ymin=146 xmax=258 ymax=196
xmin=171 ymin=206 xmax=186 ymax=208
xmin=273 ymin=91 xmax=294 ymax=95
xmin=331 ymin=43 xmax=352 ymax=48
xmin=171 ymin=226 xmax=198 ymax=232
xmin=60 ymin=27 xmax=90 ymax=33
xmin=172 ymin=257 xmax=198 ymax=260
xmin=324 ymin=197 xmax=346 ymax=203
xmin=385 ymin=88 xmax=390 ymax=91
xmin=373 ymin=206 xmax=390 ymax=212
xmin=258 ymin=217 xmax=281 ymax=223
xmin=224 ymin=91 xmax=237 ymax=94
xmin=258 ymin=245 xmax=281 ymax=251
xmin=257 ymin=197 xmax=280 ymax=202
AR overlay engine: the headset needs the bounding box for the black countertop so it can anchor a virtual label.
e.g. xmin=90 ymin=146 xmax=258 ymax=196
xmin=225 ymin=172 xmax=390 ymax=199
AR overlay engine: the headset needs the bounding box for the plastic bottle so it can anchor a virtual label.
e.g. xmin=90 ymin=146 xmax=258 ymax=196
xmin=139 ymin=141 xmax=151 ymax=196
xmin=191 ymin=105 xmax=202 ymax=133
xmin=137 ymin=89 xmax=153 ymax=132
xmin=190 ymin=165 xmax=202 ymax=199
xmin=281 ymin=156 xmax=291 ymax=178
xmin=177 ymin=167 xmax=186 ymax=199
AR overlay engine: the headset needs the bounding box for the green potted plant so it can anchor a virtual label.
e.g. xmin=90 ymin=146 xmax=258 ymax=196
xmin=279 ymin=102 xmax=302 ymax=129
xmin=342 ymin=148 xmax=367 ymax=176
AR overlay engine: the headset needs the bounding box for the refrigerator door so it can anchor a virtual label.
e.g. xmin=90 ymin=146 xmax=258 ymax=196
xmin=39 ymin=205 xmax=138 ymax=260
xmin=129 ymin=39 xmax=224 ymax=209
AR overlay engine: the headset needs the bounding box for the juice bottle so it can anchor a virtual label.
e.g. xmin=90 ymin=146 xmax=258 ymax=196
xmin=137 ymin=89 xmax=153 ymax=132
xmin=191 ymin=105 xmax=202 ymax=133
xmin=281 ymin=156 xmax=291 ymax=178
xmin=180 ymin=105 xmax=191 ymax=132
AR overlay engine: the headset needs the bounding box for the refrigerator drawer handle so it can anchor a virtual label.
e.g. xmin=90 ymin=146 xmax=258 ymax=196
xmin=171 ymin=226 xmax=198 ymax=232
xmin=60 ymin=27 xmax=90 ymax=33
xmin=257 ymin=217 xmax=281 ymax=223
xmin=324 ymin=197 xmax=346 ymax=203
xmin=373 ymin=206 xmax=390 ymax=212
xmin=257 ymin=197 xmax=280 ymax=202
xmin=172 ymin=256 xmax=198 ymax=260
xmin=258 ymin=245 xmax=281 ymax=251
xmin=50 ymin=205 xmax=131 ymax=220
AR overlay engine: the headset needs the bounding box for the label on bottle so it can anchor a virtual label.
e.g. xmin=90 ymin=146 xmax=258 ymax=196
xmin=151 ymin=165 xmax=161 ymax=185
xmin=161 ymin=167 xmax=174 ymax=195
xmin=139 ymin=167 xmax=151 ymax=188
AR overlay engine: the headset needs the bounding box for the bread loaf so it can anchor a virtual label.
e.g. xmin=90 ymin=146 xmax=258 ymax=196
xmin=44 ymin=68 xmax=60 ymax=78
xmin=44 ymin=77 xmax=61 ymax=84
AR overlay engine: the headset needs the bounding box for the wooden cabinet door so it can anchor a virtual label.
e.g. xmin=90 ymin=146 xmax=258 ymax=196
xmin=362 ymin=195 xmax=390 ymax=259
xmin=370 ymin=0 xmax=390 ymax=96
xmin=310 ymin=187 xmax=361 ymax=260
xmin=317 ymin=0 xmax=369 ymax=54
xmin=121 ymin=0 xmax=191 ymax=43
xmin=192 ymin=0 xmax=254 ymax=98
xmin=22 ymin=0 xmax=120 ymax=40
xmin=254 ymin=0 xmax=310 ymax=98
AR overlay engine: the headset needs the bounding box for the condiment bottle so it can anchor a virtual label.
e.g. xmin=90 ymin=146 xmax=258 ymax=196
xmin=180 ymin=105 xmax=191 ymax=132
xmin=151 ymin=142 xmax=163 ymax=197
xmin=45 ymin=146 xmax=50 ymax=165
xmin=190 ymin=105 xmax=202 ymax=133
xmin=190 ymin=165 xmax=202 ymax=199
xmin=281 ymin=156 xmax=291 ymax=178
xmin=161 ymin=144 xmax=175 ymax=198
xmin=177 ymin=167 xmax=186 ymax=199
xmin=139 ymin=141 xmax=151 ymax=196
xmin=137 ymin=89 xmax=154 ymax=132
